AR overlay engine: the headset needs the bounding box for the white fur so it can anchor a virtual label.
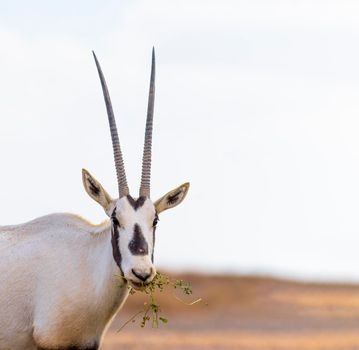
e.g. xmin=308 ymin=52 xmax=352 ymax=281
xmin=0 ymin=213 xmax=128 ymax=349
xmin=0 ymin=179 xmax=188 ymax=349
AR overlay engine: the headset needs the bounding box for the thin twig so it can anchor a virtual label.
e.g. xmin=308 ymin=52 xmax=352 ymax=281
xmin=173 ymin=294 xmax=203 ymax=306
xmin=117 ymin=310 xmax=144 ymax=332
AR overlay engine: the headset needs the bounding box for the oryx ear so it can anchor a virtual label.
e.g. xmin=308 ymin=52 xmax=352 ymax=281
xmin=82 ymin=169 xmax=115 ymax=216
xmin=155 ymin=182 xmax=190 ymax=214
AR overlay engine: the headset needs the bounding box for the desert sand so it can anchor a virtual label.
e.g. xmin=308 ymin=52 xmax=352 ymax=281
xmin=102 ymin=273 xmax=359 ymax=350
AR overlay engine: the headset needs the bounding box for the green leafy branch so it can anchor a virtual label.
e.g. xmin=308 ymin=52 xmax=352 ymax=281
xmin=118 ymin=272 xmax=201 ymax=331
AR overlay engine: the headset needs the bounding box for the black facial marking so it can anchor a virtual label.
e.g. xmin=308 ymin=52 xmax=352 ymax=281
xmin=111 ymin=208 xmax=123 ymax=275
xmin=88 ymin=177 xmax=100 ymax=196
xmin=152 ymin=225 xmax=156 ymax=263
xmin=153 ymin=213 xmax=159 ymax=227
xmin=167 ymin=191 xmax=182 ymax=205
xmin=129 ymin=224 xmax=148 ymax=255
xmin=127 ymin=195 xmax=146 ymax=210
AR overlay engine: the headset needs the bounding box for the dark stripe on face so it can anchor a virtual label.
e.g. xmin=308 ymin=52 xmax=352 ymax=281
xmin=111 ymin=209 xmax=124 ymax=275
xmin=129 ymin=224 xmax=148 ymax=255
xmin=127 ymin=195 xmax=146 ymax=210
xmin=152 ymin=225 xmax=156 ymax=263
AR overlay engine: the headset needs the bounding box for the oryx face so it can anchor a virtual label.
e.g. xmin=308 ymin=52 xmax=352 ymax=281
xmin=82 ymin=49 xmax=189 ymax=288
xmin=111 ymin=196 xmax=157 ymax=287
xmin=82 ymin=169 xmax=189 ymax=288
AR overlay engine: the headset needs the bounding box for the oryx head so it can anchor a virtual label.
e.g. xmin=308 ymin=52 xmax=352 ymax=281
xmin=82 ymin=49 xmax=189 ymax=289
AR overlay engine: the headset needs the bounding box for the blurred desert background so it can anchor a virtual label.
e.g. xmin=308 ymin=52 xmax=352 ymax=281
xmin=101 ymin=272 xmax=359 ymax=350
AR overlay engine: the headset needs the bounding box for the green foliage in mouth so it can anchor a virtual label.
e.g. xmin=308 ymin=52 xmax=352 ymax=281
xmin=118 ymin=272 xmax=202 ymax=331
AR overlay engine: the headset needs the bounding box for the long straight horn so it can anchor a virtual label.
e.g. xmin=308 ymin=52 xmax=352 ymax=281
xmin=139 ymin=48 xmax=156 ymax=197
xmin=92 ymin=51 xmax=129 ymax=197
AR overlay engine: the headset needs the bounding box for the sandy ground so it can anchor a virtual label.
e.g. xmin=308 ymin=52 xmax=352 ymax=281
xmin=101 ymin=273 xmax=359 ymax=350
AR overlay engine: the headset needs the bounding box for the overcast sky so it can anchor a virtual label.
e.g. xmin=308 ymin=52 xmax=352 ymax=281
xmin=1 ymin=0 xmax=359 ymax=281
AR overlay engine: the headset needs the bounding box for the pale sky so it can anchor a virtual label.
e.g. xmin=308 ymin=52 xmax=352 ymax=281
xmin=1 ymin=0 xmax=359 ymax=281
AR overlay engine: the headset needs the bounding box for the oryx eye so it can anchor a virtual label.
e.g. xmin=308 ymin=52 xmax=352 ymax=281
xmin=111 ymin=215 xmax=120 ymax=227
xmin=111 ymin=209 xmax=120 ymax=227
xmin=153 ymin=215 xmax=159 ymax=227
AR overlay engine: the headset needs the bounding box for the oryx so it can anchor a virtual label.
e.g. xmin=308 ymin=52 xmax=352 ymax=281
xmin=0 ymin=49 xmax=189 ymax=350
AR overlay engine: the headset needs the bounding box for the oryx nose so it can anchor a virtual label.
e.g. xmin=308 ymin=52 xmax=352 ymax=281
xmin=132 ymin=268 xmax=152 ymax=282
